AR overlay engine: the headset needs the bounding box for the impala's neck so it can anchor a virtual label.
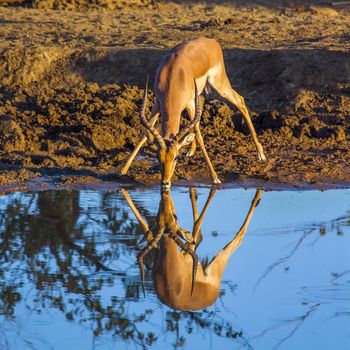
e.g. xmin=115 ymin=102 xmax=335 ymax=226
xmin=157 ymin=60 xmax=188 ymax=139
xmin=161 ymin=107 xmax=182 ymax=139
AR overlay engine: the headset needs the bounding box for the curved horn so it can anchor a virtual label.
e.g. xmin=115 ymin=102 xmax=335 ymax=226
xmin=139 ymin=75 xmax=166 ymax=149
xmin=173 ymin=79 xmax=201 ymax=143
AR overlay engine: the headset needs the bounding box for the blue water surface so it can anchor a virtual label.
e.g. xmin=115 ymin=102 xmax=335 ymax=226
xmin=0 ymin=187 xmax=349 ymax=350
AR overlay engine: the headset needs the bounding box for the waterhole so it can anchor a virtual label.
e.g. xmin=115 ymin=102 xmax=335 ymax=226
xmin=0 ymin=187 xmax=349 ymax=349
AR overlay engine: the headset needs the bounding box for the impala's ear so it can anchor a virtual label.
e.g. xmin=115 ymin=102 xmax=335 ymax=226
xmin=178 ymin=133 xmax=195 ymax=150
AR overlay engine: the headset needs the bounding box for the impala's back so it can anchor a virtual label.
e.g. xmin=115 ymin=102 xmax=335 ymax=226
xmin=154 ymin=37 xmax=223 ymax=139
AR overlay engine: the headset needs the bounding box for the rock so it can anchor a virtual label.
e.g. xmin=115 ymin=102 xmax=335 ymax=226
xmin=311 ymin=6 xmax=338 ymax=17
xmin=279 ymin=126 xmax=294 ymax=138
xmin=258 ymin=111 xmax=283 ymax=130
xmin=0 ymin=116 xmax=26 ymax=152
xmin=331 ymin=126 xmax=346 ymax=142
xmin=293 ymin=89 xmax=318 ymax=113
xmin=86 ymin=83 xmax=100 ymax=94
xmin=294 ymin=124 xmax=311 ymax=138
xmin=91 ymin=125 xmax=119 ymax=151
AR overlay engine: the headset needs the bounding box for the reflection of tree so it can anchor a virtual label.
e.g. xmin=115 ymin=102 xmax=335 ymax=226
xmin=0 ymin=190 xmax=150 ymax=347
xmin=0 ymin=191 xmax=126 ymax=302
xmin=252 ymin=210 xmax=350 ymax=349
xmin=0 ymin=189 xmax=249 ymax=349
xmin=254 ymin=211 xmax=350 ymax=290
xmin=253 ymin=303 xmax=321 ymax=350
xmin=165 ymin=310 xmax=252 ymax=350
xmin=254 ymin=267 xmax=350 ymax=350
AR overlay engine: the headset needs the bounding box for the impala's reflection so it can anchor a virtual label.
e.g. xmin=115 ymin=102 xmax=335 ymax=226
xmin=121 ymin=188 xmax=262 ymax=311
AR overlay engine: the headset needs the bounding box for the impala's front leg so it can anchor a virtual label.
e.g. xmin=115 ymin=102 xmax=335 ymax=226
xmin=189 ymin=188 xmax=202 ymax=246
xmin=185 ymin=96 xmax=205 ymax=158
xmin=187 ymin=104 xmax=221 ymax=185
xmin=120 ymin=100 xmax=160 ymax=175
xmin=192 ymin=187 xmax=216 ymax=242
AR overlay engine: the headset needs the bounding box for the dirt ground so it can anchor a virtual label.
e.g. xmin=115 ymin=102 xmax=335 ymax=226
xmin=0 ymin=0 xmax=349 ymax=191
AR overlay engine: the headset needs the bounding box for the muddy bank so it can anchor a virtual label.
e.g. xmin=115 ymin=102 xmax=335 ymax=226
xmin=0 ymin=1 xmax=349 ymax=189
xmin=1 ymin=80 xmax=349 ymax=189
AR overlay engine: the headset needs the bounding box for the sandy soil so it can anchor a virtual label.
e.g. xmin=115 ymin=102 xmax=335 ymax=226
xmin=0 ymin=0 xmax=349 ymax=190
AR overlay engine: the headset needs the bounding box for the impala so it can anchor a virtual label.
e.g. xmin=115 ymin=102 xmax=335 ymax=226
xmin=121 ymin=188 xmax=262 ymax=311
xmin=120 ymin=37 xmax=266 ymax=188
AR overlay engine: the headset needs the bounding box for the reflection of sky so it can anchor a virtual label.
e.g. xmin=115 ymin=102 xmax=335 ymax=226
xmin=0 ymin=188 xmax=349 ymax=350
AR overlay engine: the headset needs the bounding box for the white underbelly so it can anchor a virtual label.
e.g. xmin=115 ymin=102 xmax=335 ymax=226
xmin=207 ymin=64 xmax=222 ymax=87
xmin=195 ymin=64 xmax=221 ymax=94
xmin=195 ymin=74 xmax=208 ymax=95
xmin=185 ymin=64 xmax=221 ymax=109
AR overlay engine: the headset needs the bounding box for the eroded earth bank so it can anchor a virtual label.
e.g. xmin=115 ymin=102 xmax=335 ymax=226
xmin=0 ymin=0 xmax=349 ymax=190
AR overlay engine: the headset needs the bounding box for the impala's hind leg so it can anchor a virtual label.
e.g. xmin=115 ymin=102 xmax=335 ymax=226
xmin=208 ymin=71 xmax=266 ymax=161
xmin=224 ymin=88 xmax=266 ymax=161
xmin=120 ymin=100 xmax=160 ymax=175
xmin=187 ymin=103 xmax=221 ymax=185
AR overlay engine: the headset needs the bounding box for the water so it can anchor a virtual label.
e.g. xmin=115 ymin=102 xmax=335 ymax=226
xmin=0 ymin=187 xmax=349 ymax=350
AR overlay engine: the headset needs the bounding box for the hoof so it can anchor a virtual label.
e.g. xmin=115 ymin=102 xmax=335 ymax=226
xmin=185 ymin=150 xmax=195 ymax=158
xmin=258 ymin=153 xmax=267 ymax=162
xmin=213 ymin=178 xmax=222 ymax=185
xmin=161 ymin=182 xmax=171 ymax=191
